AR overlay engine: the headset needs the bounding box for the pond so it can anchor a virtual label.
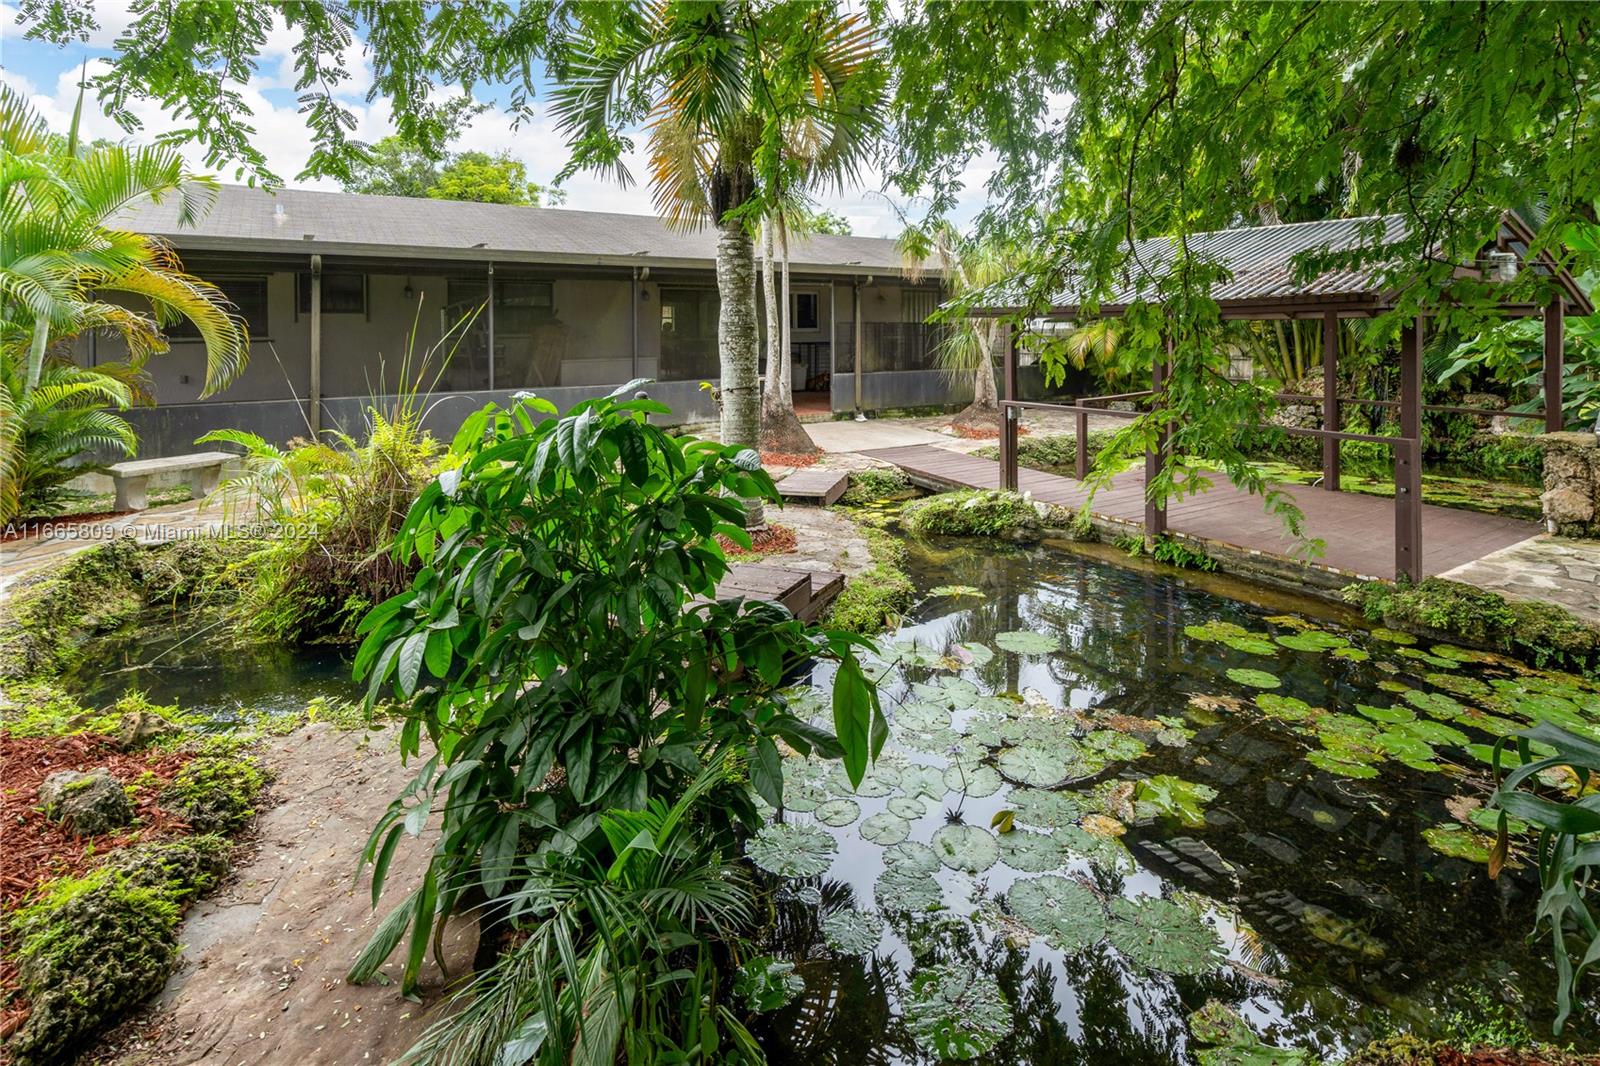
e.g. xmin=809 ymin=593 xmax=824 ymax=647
xmin=68 ymin=535 xmax=1600 ymax=1062
xmin=748 ymin=536 xmax=1600 ymax=1064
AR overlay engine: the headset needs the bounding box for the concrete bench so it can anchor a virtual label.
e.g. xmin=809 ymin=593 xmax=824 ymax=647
xmin=106 ymin=451 xmax=235 ymax=511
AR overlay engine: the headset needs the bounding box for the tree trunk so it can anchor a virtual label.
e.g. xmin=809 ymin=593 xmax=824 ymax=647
xmin=760 ymin=212 xmax=819 ymax=454
xmin=716 ymin=216 xmax=763 ymax=524
xmin=950 ymin=320 xmax=1002 ymax=429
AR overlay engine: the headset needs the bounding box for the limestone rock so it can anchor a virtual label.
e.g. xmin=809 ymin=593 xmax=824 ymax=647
xmin=116 ymin=709 xmax=183 ymax=750
xmin=1536 ymin=432 xmax=1600 ymax=539
xmin=39 ymin=769 xmax=134 ymax=837
xmin=1542 ymin=486 xmax=1595 ymax=527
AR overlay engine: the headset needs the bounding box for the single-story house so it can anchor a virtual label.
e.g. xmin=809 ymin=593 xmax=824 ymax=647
xmin=89 ymin=185 xmax=1058 ymax=456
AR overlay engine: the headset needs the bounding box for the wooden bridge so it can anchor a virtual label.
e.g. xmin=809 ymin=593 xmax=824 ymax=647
xmin=867 ymin=443 xmax=1539 ymax=582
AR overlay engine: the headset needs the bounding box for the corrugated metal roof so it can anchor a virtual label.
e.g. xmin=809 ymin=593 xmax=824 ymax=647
xmin=113 ymin=184 xmax=913 ymax=275
xmin=1040 ymin=212 xmax=1593 ymax=315
xmin=1054 ymin=214 xmax=1407 ymax=309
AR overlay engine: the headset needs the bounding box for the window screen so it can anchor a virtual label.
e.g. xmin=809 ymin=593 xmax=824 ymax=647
xmin=792 ymin=291 xmax=819 ymax=330
xmin=901 ymin=288 xmax=939 ymax=324
xmin=169 ymin=276 xmax=269 ymax=340
xmin=298 ymin=272 xmax=367 ymax=314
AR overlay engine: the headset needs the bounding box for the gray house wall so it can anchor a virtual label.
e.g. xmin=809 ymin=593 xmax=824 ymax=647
xmin=82 ymin=253 xmax=963 ymax=458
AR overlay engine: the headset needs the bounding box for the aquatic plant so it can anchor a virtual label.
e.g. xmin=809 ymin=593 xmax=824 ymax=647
xmin=904 ymin=964 xmax=1013 ymax=1061
xmin=736 ymin=956 xmax=805 ymax=1013
xmin=1486 ymin=722 xmax=1600 ymax=1034
xmin=993 ymin=629 xmax=1061 ymax=655
xmin=822 ymin=908 xmax=886 ymax=957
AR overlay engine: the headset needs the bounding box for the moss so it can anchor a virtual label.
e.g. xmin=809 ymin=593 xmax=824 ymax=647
xmin=972 ymin=430 xmax=1121 ymax=475
xmin=1116 ymin=534 xmax=1219 ymax=571
xmin=0 ymin=685 xmax=202 ymax=741
xmin=903 ymin=489 xmax=1043 ymax=541
xmin=161 ymin=753 xmax=269 ymax=834
xmin=1344 ymin=578 xmax=1600 ymax=677
xmin=0 ymin=537 xmax=262 ymax=683
xmin=824 ymin=528 xmax=915 ymax=636
xmin=6 ymin=835 xmax=231 ymax=1065
xmin=839 ymin=467 xmax=915 ymax=506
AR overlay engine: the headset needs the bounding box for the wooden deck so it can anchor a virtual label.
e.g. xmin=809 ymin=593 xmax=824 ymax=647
xmin=866 ymin=444 xmax=1539 ymax=580
xmin=776 ymin=468 xmax=850 ymax=506
xmin=713 ymin=563 xmax=845 ymax=622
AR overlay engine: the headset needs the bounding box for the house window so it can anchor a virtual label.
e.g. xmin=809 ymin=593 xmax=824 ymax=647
xmin=659 ymin=287 xmax=720 ymax=381
xmin=297 ymin=272 xmax=367 ymax=314
xmin=792 ymin=291 xmax=819 ymax=331
xmin=169 ymin=276 xmax=269 ymax=340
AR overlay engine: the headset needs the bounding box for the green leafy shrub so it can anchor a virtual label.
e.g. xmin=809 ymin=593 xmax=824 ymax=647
xmin=972 ymin=430 xmax=1119 ymax=475
xmin=226 ymin=409 xmax=444 ymax=644
xmin=840 ymin=466 xmax=914 ymax=505
xmin=384 ymin=761 xmax=768 ymax=1064
xmin=903 ymin=489 xmax=1042 ymax=540
xmin=825 ymin=527 xmax=915 ymax=635
xmin=162 ymin=754 xmax=269 ymax=833
xmin=6 ymin=836 xmax=231 ymax=1065
xmin=1344 ymin=578 xmax=1600 ymax=676
xmin=350 ymin=386 xmax=884 ymax=995
xmin=1118 ymin=534 xmax=1219 ymax=571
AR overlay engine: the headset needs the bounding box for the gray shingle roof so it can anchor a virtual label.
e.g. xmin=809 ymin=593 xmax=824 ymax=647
xmin=114 ymin=184 xmax=911 ymax=276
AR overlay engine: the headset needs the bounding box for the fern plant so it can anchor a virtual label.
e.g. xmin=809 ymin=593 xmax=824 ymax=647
xmin=0 ymin=354 xmax=136 ymax=522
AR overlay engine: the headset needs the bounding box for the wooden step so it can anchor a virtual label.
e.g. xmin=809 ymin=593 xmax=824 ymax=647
xmin=775 ymin=469 xmax=849 ymax=506
xmin=799 ymin=570 xmax=845 ymax=623
xmin=716 ymin=563 xmax=811 ymax=616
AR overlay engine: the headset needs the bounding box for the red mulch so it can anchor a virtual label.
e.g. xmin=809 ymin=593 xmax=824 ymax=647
xmin=761 ymin=451 xmax=821 ymax=469
xmin=0 ymin=733 xmax=196 ymax=910
xmin=717 ymin=523 xmax=799 ymax=557
xmin=950 ymin=423 xmax=1032 ymax=441
xmin=2 ymin=509 xmax=133 ymax=542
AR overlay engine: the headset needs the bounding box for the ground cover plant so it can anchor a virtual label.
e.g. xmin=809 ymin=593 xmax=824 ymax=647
xmin=348 ymin=387 xmax=885 ymax=1056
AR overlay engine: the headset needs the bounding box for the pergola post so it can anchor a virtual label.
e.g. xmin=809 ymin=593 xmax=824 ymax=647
xmin=1321 ymin=310 xmax=1340 ymax=490
xmin=1144 ymin=341 xmax=1170 ymax=541
xmin=1544 ymin=295 xmax=1565 ymax=432
xmin=1394 ymin=318 xmax=1424 ymax=582
xmin=1000 ymin=324 xmax=1019 ymax=491
xmin=309 ymin=253 xmax=322 ymax=436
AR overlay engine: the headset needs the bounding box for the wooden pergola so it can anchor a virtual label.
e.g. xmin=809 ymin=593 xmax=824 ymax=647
xmin=986 ymin=213 xmax=1594 ymax=582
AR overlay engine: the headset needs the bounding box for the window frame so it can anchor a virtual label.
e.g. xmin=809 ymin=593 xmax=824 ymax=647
xmin=297 ymin=271 xmax=368 ymax=316
xmin=167 ymin=274 xmax=270 ymax=342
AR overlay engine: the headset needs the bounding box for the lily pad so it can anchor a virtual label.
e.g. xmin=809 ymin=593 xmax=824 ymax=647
xmin=1332 ymin=646 xmax=1371 ymax=663
xmin=1256 ymin=694 xmax=1314 ymax=721
xmin=746 ymin=822 xmax=836 ymax=878
xmin=997 ymin=829 xmax=1066 ymax=873
xmin=928 ymin=584 xmax=982 ymax=598
xmin=815 ymin=798 xmax=861 ymax=827
xmin=1005 ymin=874 xmax=1107 ymax=952
xmin=1226 ymin=668 xmax=1281 ymax=690
xmin=1185 ymin=621 xmax=1251 ymax=642
xmin=932 ymin=823 xmax=1000 ymax=873
xmin=898 ymin=764 xmax=949 ymax=802
xmin=1422 ymin=823 xmax=1495 ymax=863
xmin=1222 ymin=636 xmax=1280 ymax=655
xmin=887 ymin=796 xmax=928 ymax=820
xmin=874 ymin=863 xmax=942 ymax=911
xmin=1133 ymin=775 xmax=1218 ymax=828
xmin=905 ymin=965 xmax=1013 ymax=1061
xmin=1402 ymin=690 xmax=1466 ymax=719
xmin=822 ymin=908 xmax=885 ymax=956
xmin=956 ymin=641 xmax=995 ymax=667
xmin=1009 ymin=788 xmax=1092 ymax=829
xmin=735 ymin=956 xmax=804 ymax=1013
xmin=861 ymin=812 xmax=911 ymax=846
xmin=1189 ymin=1001 xmax=1316 ymax=1066
xmin=1305 ymin=749 xmax=1381 ymax=779
xmin=1108 ymin=896 xmax=1224 ymax=975
xmin=997 ymin=747 xmax=1071 ymax=787
xmin=1369 ymin=627 xmax=1417 ymax=645
xmin=994 ymin=630 xmax=1061 ymax=656
xmin=944 ymin=763 xmax=1003 ymax=798
xmin=1395 ymin=718 xmax=1470 ymax=747
xmin=884 ymin=840 xmax=940 ymax=873
xmin=1276 ymin=631 xmax=1347 ymax=653
xmin=1356 ymin=703 xmax=1415 ymax=725
xmin=1083 ymin=729 xmax=1147 ymax=761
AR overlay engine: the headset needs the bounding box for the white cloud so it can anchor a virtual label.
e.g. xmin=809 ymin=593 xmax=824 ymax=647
xmin=3 ymin=0 xmax=995 ymax=236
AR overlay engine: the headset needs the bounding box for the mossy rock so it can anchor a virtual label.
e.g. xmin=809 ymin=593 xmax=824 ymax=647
xmin=7 ymin=835 xmax=231 ymax=1065
xmin=161 ymin=755 xmax=269 ymax=834
xmin=902 ymin=490 xmax=1043 ymax=541
xmin=823 ymin=528 xmax=915 ymax=636
xmin=39 ymin=769 xmax=134 ymax=837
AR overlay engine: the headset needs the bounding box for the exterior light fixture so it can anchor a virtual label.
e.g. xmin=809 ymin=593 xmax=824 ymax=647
xmin=1484 ymin=250 xmax=1518 ymax=283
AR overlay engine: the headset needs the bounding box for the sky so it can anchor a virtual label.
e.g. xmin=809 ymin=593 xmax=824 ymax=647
xmin=0 ymin=2 xmax=995 ymax=239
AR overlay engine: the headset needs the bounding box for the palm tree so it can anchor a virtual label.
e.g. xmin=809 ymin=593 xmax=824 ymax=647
xmin=551 ymin=2 xmax=882 ymax=463
xmin=900 ymin=222 xmax=1013 ymax=430
xmin=0 ymin=83 xmax=249 ymax=522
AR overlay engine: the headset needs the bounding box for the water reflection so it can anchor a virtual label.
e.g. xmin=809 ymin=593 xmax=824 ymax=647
xmin=756 ymin=536 xmax=1597 ymax=1063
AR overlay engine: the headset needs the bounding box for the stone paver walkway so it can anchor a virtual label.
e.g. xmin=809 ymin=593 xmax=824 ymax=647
xmin=0 ymin=496 xmax=241 ymax=591
xmin=1439 ymin=534 xmax=1600 ymax=626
